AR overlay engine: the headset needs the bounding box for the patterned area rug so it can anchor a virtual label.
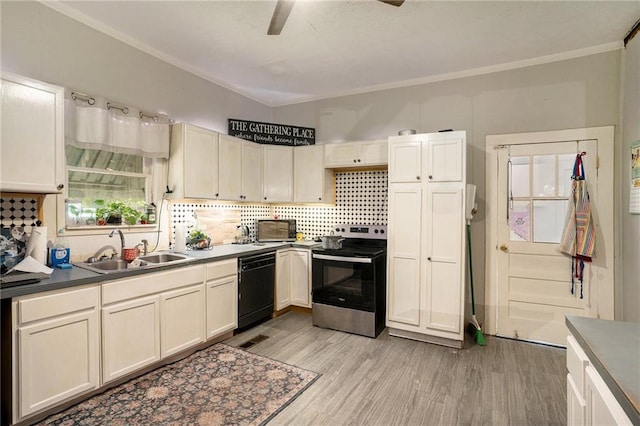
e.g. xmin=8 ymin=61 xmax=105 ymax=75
xmin=38 ymin=343 xmax=320 ymax=426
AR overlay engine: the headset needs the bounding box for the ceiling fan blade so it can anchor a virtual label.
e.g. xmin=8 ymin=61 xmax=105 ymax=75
xmin=268 ymin=0 xmax=296 ymax=35
xmin=378 ymin=0 xmax=405 ymax=6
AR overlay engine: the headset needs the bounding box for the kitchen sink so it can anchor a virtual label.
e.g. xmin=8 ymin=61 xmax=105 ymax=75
xmin=137 ymin=253 xmax=191 ymax=264
xmin=74 ymin=259 xmax=149 ymax=274
xmin=75 ymin=252 xmax=193 ymax=274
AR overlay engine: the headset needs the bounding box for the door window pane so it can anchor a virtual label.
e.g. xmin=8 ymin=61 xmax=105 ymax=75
xmin=510 ymin=157 xmax=530 ymax=197
xmin=557 ymin=154 xmax=576 ymax=196
xmin=533 ymin=155 xmax=555 ymax=196
xmin=532 ymin=200 xmax=567 ymax=243
xmin=509 ymin=201 xmax=530 ymax=242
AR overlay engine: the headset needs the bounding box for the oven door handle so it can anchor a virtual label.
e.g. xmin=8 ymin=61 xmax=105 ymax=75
xmin=312 ymin=254 xmax=372 ymax=264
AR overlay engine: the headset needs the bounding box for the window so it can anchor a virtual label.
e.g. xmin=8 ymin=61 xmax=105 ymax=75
xmin=64 ymin=146 xmax=153 ymax=228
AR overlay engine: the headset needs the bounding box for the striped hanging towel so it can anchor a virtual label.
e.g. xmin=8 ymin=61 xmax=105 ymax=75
xmin=560 ymin=153 xmax=596 ymax=299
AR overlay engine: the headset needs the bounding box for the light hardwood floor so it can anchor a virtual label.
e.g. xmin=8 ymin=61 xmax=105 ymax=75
xmin=225 ymin=311 xmax=567 ymax=426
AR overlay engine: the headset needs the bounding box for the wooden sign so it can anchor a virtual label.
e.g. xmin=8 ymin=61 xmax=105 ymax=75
xmin=228 ymin=118 xmax=315 ymax=146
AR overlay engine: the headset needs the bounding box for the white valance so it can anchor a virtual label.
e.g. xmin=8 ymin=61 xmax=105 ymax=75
xmin=65 ymin=93 xmax=171 ymax=159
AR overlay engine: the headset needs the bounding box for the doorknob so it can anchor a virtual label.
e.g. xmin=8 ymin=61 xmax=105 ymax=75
xmin=499 ymin=244 xmax=509 ymax=252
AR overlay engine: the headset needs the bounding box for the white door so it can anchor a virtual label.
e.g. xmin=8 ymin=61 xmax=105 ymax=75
xmin=486 ymin=127 xmax=614 ymax=346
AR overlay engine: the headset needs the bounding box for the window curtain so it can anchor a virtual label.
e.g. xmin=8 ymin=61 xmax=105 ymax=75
xmin=65 ymin=93 xmax=171 ymax=159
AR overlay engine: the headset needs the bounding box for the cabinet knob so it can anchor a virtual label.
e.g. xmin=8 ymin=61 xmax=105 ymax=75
xmin=353 ymin=159 xmax=357 ymax=163
xmin=357 ymin=159 xmax=361 ymax=162
xmin=318 ymin=197 xmax=322 ymax=201
xmin=57 ymin=183 xmax=64 ymax=190
xmin=427 ymin=257 xmax=432 ymax=261
xmin=416 ymin=176 xmax=421 ymax=180
xmin=428 ymin=175 xmax=433 ymax=180
xmin=215 ymin=193 xmax=219 ymax=197
xmin=264 ymin=197 xmax=267 ymax=200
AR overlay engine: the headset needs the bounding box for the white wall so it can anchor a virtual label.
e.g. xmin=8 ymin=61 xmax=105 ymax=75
xmin=621 ymin=35 xmax=640 ymax=322
xmin=274 ymin=51 xmax=623 ymax=322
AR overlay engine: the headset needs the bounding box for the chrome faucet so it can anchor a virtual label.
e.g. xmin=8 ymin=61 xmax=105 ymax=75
xmin=109 ymin=229 xmax=125 ymax=259
xmin=140 ymin=239 xmax=149 ymax=256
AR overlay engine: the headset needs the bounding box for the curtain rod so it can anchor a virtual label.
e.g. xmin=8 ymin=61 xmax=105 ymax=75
xmin=71 ymin=91 xmax=172 ymax=123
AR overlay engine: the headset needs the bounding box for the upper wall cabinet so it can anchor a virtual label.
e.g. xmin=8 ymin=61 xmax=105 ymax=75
xmin=389 ymin=133 xmax=463 ymax=183
xmin=168 ymin=123 xmax=219 ymax=199
xmin=263 ymin=145 xmax=293 ymax=203
xmin=294 ymin=144 xmax=333 ymax=203
xmin=218 ymin=134 xmax=263 ymax=202
xmin=1 ymin=73 xmax=65 ymax=194
xmin=324 ymin=139 xmax=388 ymax=168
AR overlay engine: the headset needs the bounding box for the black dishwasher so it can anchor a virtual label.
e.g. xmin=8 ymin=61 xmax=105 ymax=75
xmin=237 ymin=251 xmax=276 ymax=330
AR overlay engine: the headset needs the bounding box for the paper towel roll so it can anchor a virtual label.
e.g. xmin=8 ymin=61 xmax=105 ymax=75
xmin=26 ymin=227 xmax=48 ymax=264
xmin=174 ymin=223 xmax=186 ymax=252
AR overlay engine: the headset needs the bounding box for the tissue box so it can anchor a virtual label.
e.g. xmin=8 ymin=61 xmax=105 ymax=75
xmin=51 ymin=247 xmax=70 ymax=267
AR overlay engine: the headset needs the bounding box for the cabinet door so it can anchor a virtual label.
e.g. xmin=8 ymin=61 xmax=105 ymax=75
xmin=387 ymin=184 xmax=422 ymax=327
xmin=290 ymin=249 xmax=311 ymax=307
xmin=183 ymin=125 xmax=219 ymax=199
xmin=160 ymin=285 xmax=205 ymax=358
xmin=276 ymin=250 xmax=291 ymax=310
xmin=218 ymin=134 xmax=243 ymax=201
xmin=585 ymin=366 xmax=632 ymax=426
xmin=206 ymin=275 xmax=238 ymax=338
xmin=359 ymin=140 xmax=388 ymax=166
xmin=102 ymin=295 xmax=160 ymax=383
xmin=294 ymin=145 xmax=329 ymax=203
xmin=241 ymin=140 xmax=263 ymax=202
xmin=424 ymin=185 xmax=464 ymax=336
xmin=18 ymin=310 xmax=99 ymax=417
xmin=389 ymin=140 xmax=422 ymax=183
xmin=263 ymin=145 xmax=293 ymax=202
xmin=1 ymin=74 xmax=64 ymax=193
xmin=426 ymin=136 xmax=463 ymax=182
xmin=568 ymin=374 xmax=586 ymax=426
xmin=324 ymin=142 xmax=360 ymax=167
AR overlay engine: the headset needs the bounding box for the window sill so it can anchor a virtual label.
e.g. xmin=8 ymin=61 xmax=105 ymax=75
xmin=64 ymin=224 xmax=158 ymax=236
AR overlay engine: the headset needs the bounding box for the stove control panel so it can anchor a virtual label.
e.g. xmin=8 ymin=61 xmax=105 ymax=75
xmin=333 ymin=224 xmax=387 ymax=239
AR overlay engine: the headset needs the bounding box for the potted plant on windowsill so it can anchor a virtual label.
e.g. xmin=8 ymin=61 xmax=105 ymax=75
xmin=95 ymin=200 xmax=142 ymax=226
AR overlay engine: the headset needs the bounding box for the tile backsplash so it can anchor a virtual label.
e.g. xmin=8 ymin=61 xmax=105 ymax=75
xmin=170 ymin=170 xmax=388 ymax=244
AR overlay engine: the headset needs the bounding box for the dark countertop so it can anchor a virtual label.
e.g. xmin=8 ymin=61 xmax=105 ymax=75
xmin=1 ymin=241 xmax=320 ymax=300
xmin=566 ymin=315 xmax=640 ymax=424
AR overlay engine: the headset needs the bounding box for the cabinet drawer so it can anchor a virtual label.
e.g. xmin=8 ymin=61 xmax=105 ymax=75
xmin=17 ymin=285 xmax=99 ymax=325
xmin=103 ymin=265 xmax=204 ymax=304
xmin=567 ymin=335 xmax=589 ymax=396
xmin=206 ymin=259 xmax=237 ymax=280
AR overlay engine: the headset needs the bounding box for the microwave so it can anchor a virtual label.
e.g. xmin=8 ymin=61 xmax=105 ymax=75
xmin=256 ymin=219 xmax=297 ymax=242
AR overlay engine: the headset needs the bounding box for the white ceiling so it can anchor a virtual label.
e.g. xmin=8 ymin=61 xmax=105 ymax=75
xmin=47 ymin=1 xmax=640 ymax=107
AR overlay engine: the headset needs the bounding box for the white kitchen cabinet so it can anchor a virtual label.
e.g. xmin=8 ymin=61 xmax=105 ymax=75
xmin=1 ymin=73 xmax=65 ymax=193
xmin=12 ymin=285 xmax=100 ymax=422
xmin=290 ymin=249 xmax=311 ymax=307
xmin=276 ymin=249 xmax=292 ymax=310
xmin=276 ymin=248 xmax=311 ymax=310
xmin=324 ymin=139 xmax=388 ymax=168
xmin=205 ymin=259 xmax=238 ymax=339
xmin=101 ymin=265 xmax=204 ymax=382
xmin=168 ymin=122 xmax=219 ymax=199
xmin=160 ymin=284 xmax=205 ymax=358
xmin=389 ymin=133 xmax=463 ymax=183
xmin=218 ymin=134 xmax=263 ymax=202
xmin=263 ymin=145 xmax=293 ymax=202
xmin=566 ymin=334 xmax=632 ymax=426
xmin=294 ymin=144 xmax=333 ymax=203
xmin=102 ymin=295 xmax=161 ymax=383
xmin=386 ymin=131 xmax=466 ymax=347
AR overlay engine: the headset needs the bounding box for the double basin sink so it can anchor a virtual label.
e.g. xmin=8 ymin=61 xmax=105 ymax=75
xmin=75 ymin=253 xmax=193 ymax=274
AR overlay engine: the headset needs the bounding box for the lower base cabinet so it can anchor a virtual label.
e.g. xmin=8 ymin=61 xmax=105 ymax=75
xmin=102 ymin=295 xmax=161 ymax=383
xmin=276 ymin=248 xmax=311 ymax=310
xmin=12 ymin=285 xmax=100 ymax=422
xmin=205 ymin=259 xmax=238 ymax=338
xmin=567 ymin=334 xmax=632 ymax=426
xmin=161 ymin=285 xmax=205 ymax=358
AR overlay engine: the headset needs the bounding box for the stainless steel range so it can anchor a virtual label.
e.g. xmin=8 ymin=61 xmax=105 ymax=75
xmin=311 ymin=224 xmax=387 ymax=338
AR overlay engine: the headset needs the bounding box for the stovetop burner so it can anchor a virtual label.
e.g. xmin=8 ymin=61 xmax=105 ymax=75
xmin=312 ymin=224 xmax=387 ymax=258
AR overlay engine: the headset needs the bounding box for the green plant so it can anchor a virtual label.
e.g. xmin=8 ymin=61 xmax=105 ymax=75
xmin=187 ymin=229 xmax=210 ymax=249
xmin=95 ymin=200 xmax=142 ymax=226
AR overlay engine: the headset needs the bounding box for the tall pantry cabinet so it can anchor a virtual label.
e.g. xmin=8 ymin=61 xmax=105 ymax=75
xmin=386 ymin=131 xmax=467 ymax=348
